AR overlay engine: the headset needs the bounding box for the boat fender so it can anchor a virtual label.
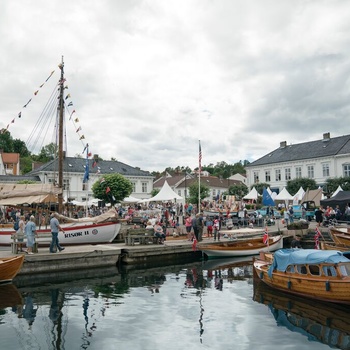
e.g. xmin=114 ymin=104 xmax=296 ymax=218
xmin=259 ymin=272 xmax=264 ymax=279
xmin=287 ymin=281 xmax=292 ymax=289
xmin=325 ymin=280 xmax=330 ymax=291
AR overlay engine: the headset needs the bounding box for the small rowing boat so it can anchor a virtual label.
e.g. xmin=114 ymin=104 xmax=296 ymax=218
xmin=198 ymin=234 xmax=283 ymax=259
xmin=0 ymin=255 xmax=25 ymax=283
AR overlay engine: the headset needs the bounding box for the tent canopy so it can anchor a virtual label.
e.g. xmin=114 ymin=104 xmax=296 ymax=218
xmin=243 ymin=187 xmax=259 ymax=200
xmin=301 ymin=188 xmax=323 ymax=206
xmin=146 ymin=181 xmax=183 ymax=202
xmin=293 ymin=186 xmax=305 ymax=204
xmin=121 ymin=195 xmax=141 ymax=203
xmin=332 ymin=185 xmax=343 ymax=197
xmin=274 ymin=187 xmax=293 ymax=201
xmin=0 ymin=183 xmax=61 ymax=206
xmin=321 ymin=191 xmax=350 ymax=212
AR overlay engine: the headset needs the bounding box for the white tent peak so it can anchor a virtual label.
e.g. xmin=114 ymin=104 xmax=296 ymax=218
xmin=275 ymin=187 xmax=293 ymax=201
xmin=146 ymin=180 xmax=183 ymax=201
xmin=243 ymin=187 xmax=259 ymax=200
xmin=332 ymin=185 xmax=344 ymax=197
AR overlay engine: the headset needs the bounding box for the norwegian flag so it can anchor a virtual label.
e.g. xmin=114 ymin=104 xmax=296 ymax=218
xmin=192 ymin=238 xmax=197 ymax=251
xmin=263 ymin=227 xmax=269 ymax=245
xmin=314 ymin=226 xmax=322 ymax=250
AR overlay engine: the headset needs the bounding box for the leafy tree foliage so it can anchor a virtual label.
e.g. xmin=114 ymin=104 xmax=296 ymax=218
xmin=252 ymin=182 xmax=270 ymax=195
xmin=325 ymin=177 xmax=350 ymax=195
xmin=151 ymin=189 xmax=160 ymax=197
xmin=286 ymin=178 xmax=317 ymax=195
xmin=36 ymin=142 xmax=57 ymax=162
xmin=188 ymin=182 xmax=210 ymax=205
xmin=227 ymin=184 xmax=249 ymax=199
xmin=13 ymin=139 xmax=30 ymax=157
xmin=0 ymin=130 xmax=14 ymax=152
xmin=91 ymin=174 xmax=133 ymax=204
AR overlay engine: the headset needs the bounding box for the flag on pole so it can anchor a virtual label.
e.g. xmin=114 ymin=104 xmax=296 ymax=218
xmin=192 ymin=237 xmax=197 ymax=251
xmin=263 ymin=227 xmax=269 ymax=245
xmin=199 ymin=140 xmax=202 ymax=173
xmin=314 ymin=226 xmax=322 ymax=249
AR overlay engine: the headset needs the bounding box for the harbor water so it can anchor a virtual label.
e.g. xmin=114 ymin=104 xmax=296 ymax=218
xmin=0 ymin=258 xmax=348 ymax=350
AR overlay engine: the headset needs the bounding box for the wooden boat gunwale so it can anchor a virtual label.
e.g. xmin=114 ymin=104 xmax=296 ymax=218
xmin=0 ymin=255 xmax=25 ymax=283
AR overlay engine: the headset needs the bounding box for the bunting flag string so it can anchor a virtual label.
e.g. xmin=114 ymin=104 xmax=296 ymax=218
xmin=1 ymin=68 xmax=56 ymax=134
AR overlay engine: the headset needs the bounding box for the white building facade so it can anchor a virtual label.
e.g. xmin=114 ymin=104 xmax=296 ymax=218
xmin=245 ymin=133 xmax=350 ymax=193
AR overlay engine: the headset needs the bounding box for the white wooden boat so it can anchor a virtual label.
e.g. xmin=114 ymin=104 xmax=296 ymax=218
xmin=254 ymin=249 xmax=350 ymax=304
xmin=0 ymin=209 xmax=121 ymax=246
xmin=198 ymin=234 xmax=283 ymax=259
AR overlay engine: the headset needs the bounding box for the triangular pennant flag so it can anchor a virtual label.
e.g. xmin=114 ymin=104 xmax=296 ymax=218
xmin=79 ymin=135 xmax=85 ymax=140
xmin=34 ymin=90 xmax=39 ymax=95
xmin=68 ymin=101 xmax=73 ymax=107
xmin=76 ymin=126 xmax=82 ymax=133
xmin=65 ymin=93 xmax=71 ymax=100
xmin=18 ymin=112 xmax=21 ymax=118
xmin=74 ymin=118 xmax=79 ymax=123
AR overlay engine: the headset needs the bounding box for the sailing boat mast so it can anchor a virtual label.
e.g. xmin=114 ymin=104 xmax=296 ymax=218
xmin=58 ymin=56 xmax=65 ymax=213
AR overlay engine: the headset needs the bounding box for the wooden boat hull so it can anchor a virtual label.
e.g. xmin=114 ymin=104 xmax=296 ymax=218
xmin=198 ymin=235 xmax=283 ymax=259
xmin=0 ymin=283 xmax=23 ymax=308
xmin=329 ymin=227 xmax=350 ymax=247
xmin=320 ymin=241 xmax=350 ymax=252
xmin=253 ymin=280 xmax=350 ymax=348
xmin=0 ymin=222 xmax=121 ymax=246
xmin=254 ymin=256 xmax=350 ymax=304
xmin=0 ymin=255 xmax=25 ymax=283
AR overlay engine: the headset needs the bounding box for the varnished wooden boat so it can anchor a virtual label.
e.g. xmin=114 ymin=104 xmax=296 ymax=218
xmin=254 ymin=249 xmax=350 ymax=304
xmin=0 ymin=283 xmax=23 ymax=309
xmin=253 ymin=280 xmax=350 ymax=348
xmin=329 ymin=226 xmax=350 ymax=247
xmin=197 ymin=234 xmax=283 ymax=259
xmin=0 ymin=255 xmax=25 ymax=283
xmin=320 ymin=241 xmax=350 ymax=252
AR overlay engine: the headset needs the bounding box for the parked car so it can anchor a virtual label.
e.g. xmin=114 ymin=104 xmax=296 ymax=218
xmin=292 ymin=201 xmax=316 ymax=221
xmin=255 ymin=206 xmax=281 ymax=219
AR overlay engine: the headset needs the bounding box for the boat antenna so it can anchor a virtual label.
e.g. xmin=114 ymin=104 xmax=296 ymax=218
xmin=58 ymin=56 xmax=65 ymax=213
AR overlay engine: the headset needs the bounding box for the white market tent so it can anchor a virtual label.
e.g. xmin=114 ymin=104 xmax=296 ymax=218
xmin=144 ymin=181 xmax=183 ymax=202
xmin=122 ymin=195 xmax=141 ymax=203
xmin=275 ymin=187 xmax=294 ymax=201
xmin=332 ymin=185 xmax=344 ymax=197
xmin=243 ymin=187 xmax=259 ymax=200
xmin=292 ymin=186 xmax=305 ymax=205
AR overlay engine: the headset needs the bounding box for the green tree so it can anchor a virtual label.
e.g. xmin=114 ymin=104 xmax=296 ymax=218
xmin=188 ymin=181 xmax=210 ymax=205
xmin=37 ymin=142 xmax=58 ymax=162
xmin=252 ymin=182 xmax=269 ymax=195
xmin=13 ymin=139 xmax=30 ymax=157
xmin=151 ymin=189 xmax=160 ymax=197
xmin=325 ymin=176 xmax=350 ymax=195
xmin=227 ymin=184 xmax=249 ymax=199
xmin=0 ymin=130 xmax=14 ymax=152
xmin=286 ymin=178 xmax=317 ymax=195
xmin=20 ymin=156 xmax=34 ymax=174
xmin=91 ymin=173 xmax=133 ymax=204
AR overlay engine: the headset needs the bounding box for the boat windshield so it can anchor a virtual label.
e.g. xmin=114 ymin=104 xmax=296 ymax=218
xmin=338 ymin=263 xmax=350 ymax=277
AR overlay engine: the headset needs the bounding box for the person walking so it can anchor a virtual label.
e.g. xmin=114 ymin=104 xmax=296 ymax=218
xmin=185 ymin=215 xmax=193 ymax=241
xmin=25 ymin=215 xmax=36 ymax=254
xmin=49 ymin=213 xmax=65 ymax=253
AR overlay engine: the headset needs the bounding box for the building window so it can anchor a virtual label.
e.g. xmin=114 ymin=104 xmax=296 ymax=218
xmin=141 ymin=182 xmax=147 ymax=193
xmin=213 ymin=189 xmax=216 ymax=197
xmin=295 ymin=167 xmax=302 ymax=178
xmin=178 ymin=190 xmax=181 ymax=196
xmin=63 ymin=179 xmax=70 ymax=191
xmin=253 ymin=171 xmax=259 ymax=183
xmin=307 ymin=165 xmax=314 ymax=178
xmin=322 ymin=163 xmax=330 ymax=177
xmin=275 ymin=169 xmax=281 ymax=181
xmin=344 ymin=164 xmax=350 ymax=177
xmin=131 ymin=182 xmax=136 ymax=192
xmin=285 ymin=168 xmax=291 ymax=181
xmin=265 ymin=171 xmax=271 ymax=182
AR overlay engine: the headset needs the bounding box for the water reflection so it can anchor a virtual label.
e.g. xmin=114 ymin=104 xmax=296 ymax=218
xmin=0 ymin=258 xmax=345 ymax=349
xmin=253 ymin=279 xmax=350 ymax=349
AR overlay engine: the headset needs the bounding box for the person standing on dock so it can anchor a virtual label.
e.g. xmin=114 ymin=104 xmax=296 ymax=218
xmin=49 ymin=213 xmax=65 ymax=253
xmin=25 ymin=215 xmax=36 ymax=255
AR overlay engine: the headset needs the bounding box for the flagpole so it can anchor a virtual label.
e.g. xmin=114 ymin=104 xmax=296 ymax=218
xmin=198 ymin=140 xmax=201 ymax=214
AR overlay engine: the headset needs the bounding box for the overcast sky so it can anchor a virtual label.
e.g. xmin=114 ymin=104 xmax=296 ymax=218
xmin=1 ymin=0 xmax=350 ymax=172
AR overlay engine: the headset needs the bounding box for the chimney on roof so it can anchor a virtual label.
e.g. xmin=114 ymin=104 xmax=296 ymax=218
xmin=280 ymin=141 xmax=287 ymax=148
xmin=323 ymin=132 xmax=330 ymax=141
